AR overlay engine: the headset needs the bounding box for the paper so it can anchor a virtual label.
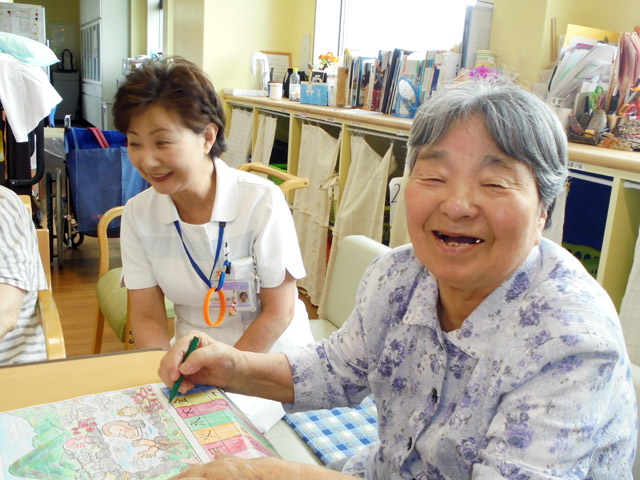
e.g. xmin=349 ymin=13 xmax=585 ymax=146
xmin=0 ymin=384 xmax=278 ymax=479
xmin=563 ymin=24 xmax=620 ymax=47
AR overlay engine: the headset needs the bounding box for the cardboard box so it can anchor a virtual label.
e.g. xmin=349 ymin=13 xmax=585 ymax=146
xmin=300 ymin=82 xmax=328 ymax=106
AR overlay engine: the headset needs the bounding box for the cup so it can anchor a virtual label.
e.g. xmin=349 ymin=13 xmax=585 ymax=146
xmin=269 ymin=82 xmax=283 ymax=100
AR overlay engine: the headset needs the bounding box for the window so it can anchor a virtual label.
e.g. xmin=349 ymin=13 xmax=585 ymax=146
xmin=314 ymin=0 xmax=477 ymax=63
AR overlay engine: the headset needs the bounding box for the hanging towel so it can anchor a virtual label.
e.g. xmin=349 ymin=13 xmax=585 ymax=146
xmin=252 ymin=114 xmax=277 ymax=165
xmin=0 ymin=53 xmax=61 ymax=142
xmin=223 ymin=108 xmax=253 ymax=168
xmin=293 ymin=124 xmax=340 ymax=305
xmin=318 ymin=137 xmax=394 ymax=316
xmin=619 ymin=223 xmax=640 ymax=364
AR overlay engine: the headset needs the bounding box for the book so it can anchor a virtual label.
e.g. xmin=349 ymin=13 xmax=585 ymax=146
xmin=358 ymin=57 xmax=375 ymax=107
xmin=0 ymin=384 xmax=278 ymax=479
xmin=392 ymin=51 xmax=425 ymax=117
xmin=460 ymin=1 xmax=494 ymax=70
xmin=381 ymin=48 xmax=404 ymax=114
xmin=371 ymin=50 xmax=392 ymax=112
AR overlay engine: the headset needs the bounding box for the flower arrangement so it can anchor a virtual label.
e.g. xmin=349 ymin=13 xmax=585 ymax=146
xmin=318 ymin=51 xmax=339 ymax=70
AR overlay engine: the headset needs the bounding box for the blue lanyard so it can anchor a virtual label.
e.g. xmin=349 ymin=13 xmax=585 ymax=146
xmin=174 ymin=221 xmax=229 ymax=291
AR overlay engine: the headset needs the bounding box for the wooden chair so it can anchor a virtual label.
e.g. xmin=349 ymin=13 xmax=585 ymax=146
xmin=36 ymin=228 xmax=67 ymax=359
xmin=93 ymin=207 xmax=176 ymax=354
xmin=19 ymin=195 xmax=66 ymax=359
xmin=238 ymin=162 xmax=309 ymax=195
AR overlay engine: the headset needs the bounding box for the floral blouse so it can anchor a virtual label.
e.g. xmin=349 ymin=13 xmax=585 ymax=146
xmin=285 ymin=238 xmax=637 ymax=479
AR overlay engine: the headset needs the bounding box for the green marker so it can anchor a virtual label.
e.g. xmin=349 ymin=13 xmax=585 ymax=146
xmin=168 ymin=336 xmax=200 ymax=402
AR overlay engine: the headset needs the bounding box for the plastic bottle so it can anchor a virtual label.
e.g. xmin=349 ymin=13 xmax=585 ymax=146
xmin=289 ymin=68 xmax=301 ymax=102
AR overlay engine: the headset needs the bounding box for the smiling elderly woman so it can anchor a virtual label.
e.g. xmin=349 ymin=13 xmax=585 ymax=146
xmin=158 ymin=78 xmax=637 ymax=480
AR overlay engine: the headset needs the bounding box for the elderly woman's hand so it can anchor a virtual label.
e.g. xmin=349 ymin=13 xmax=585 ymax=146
xmin=158 ymin=331 xmax=242 ymax=395
xmin=168 ymin=454 xmax=357 ymax=479
xmin=168 ymin=454 xmax=269 ymax=479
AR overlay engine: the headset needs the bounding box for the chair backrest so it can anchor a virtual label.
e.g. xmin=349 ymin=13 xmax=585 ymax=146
xmin=632 ymin=363 xmax=640 ymax=479
xmin=238 ymin=162 xmax=309 ymax=195
xmin=35 ymin=227 xmax=66 ymax=359
xmin=98 ymin=206 xmax=124 ymax=278
xmin=325 ymin=235 xmax=391 ymax=329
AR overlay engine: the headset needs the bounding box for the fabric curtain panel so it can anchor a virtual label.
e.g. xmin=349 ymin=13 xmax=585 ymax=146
xmin=619 ymin=224 xmax=640 ymax=364
xmin=223 ymin=108 xmax=253 ymax=168
xmin=541 ymin=186 xmax=568 ymax=245
xmin=293 ymin=123 xmax=340 ymax=305
xmin=252 ymin=114 xmax=277 ymax=165
xmin=317 ymin=137 xmax=394 ymax=316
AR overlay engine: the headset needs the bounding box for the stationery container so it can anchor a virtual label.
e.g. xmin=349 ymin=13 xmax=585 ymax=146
xmin=300 ymin=82 xmax=328 ymax=106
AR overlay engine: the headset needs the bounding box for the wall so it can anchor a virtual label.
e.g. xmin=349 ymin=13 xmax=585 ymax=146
xmin=491 ymin=0 xmax=639 ymax=86
xmin=130 ymin=0 xmax=147 ymax=57
xmin=170 ymin=0 xmax=315 ymax=91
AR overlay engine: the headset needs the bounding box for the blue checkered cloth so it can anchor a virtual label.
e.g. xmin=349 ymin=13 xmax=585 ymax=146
xmin=283 ymin=394 xmax=379 ymax=465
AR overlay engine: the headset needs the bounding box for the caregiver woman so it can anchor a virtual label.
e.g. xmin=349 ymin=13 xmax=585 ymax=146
xmin=160 ymin=78 xmax=637 ymax=479
xmin=112 ymin=56 xmax=313 ymax=354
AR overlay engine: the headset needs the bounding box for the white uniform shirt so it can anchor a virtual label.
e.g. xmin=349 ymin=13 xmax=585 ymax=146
xmin=121 ymin=158 xmax=313 ymax=350
xmin=0 ymin=186 xmax=47 ymax=364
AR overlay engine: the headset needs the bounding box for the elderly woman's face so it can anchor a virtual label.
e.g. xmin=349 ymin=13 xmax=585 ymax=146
xmin=405 ymin=116 xmax=547 ymax=299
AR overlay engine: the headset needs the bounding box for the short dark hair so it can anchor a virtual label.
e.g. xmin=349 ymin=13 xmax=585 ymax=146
xmin=113 ymin=56 xmax=227 ymax=159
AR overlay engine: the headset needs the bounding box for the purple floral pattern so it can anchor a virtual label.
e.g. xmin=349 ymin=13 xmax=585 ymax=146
xmin=285 ymin=239 xmax=636 ymax=479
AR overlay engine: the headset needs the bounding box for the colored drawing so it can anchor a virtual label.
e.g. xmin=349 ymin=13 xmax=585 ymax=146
xmin=169 ymin=385 xmax=279 ymax=460
xmin=0 ymin=384 xmax=278 ymax=479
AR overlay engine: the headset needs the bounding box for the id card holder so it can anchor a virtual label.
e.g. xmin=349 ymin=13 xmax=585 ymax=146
xmin=206 ymin=257 xmax=258 ymax=312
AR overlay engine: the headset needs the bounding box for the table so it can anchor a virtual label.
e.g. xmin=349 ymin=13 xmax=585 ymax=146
xmin=0 ymin=349 xmax=321 ymax=465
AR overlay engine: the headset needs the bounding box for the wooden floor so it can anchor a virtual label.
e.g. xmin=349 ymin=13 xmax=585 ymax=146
xmin=50 ymin=235 xmax=318 ymax=358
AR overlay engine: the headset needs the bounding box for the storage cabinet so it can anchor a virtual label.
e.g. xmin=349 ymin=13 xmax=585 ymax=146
xmin=224 ymin=94 xmax=640 ymax=313
xmin=80 ymin=0 xmax=129 ymax=130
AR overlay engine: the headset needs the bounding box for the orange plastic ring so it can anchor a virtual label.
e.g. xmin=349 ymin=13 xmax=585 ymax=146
xmin=203 ymin=287 xmax=226 ymax=327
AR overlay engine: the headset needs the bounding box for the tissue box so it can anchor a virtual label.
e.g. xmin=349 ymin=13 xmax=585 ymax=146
xmin=300 ymin=82 xmax=328 ymax=106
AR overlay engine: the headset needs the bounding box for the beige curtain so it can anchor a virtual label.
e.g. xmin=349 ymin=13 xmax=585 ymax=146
xmin=252 ymin=114 xmax=277 ymax=165
xmin=223 ymin=108 xmax=253 ymax=168
xmin=542 ymin=186 xmax=568 ymax=245
xmin=619 ymin=223 xmax=640 ymax=365
xmin=317 ymin=136 xmax=394 ymax=316
xmin=293 ymin=124 xmax=341 ymax=305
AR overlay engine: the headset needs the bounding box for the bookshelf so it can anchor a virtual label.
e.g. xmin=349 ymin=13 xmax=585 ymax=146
xmin=223 ymin=94 xmax=640 ymax=312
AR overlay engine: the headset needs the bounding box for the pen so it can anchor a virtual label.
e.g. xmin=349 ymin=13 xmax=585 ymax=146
xmin=168 ymin=336 xmax=200 ymax=402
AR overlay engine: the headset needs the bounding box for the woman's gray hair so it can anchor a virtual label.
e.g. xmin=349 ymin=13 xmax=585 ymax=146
xmin=407 ymin=77 xmax=568 ymax=228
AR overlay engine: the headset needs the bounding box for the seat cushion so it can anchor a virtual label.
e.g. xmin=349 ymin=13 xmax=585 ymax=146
xmin=309 ymin=318 xmax=339 ymax=342
xmin=96 ymin=268 xmax=128 ymax=341
xmin=96 ymin=267 xmax=176 ymax=342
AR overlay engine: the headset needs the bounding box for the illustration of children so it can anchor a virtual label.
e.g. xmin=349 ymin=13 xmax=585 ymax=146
xmin=102 ymin=420 xmax=160 ymax=458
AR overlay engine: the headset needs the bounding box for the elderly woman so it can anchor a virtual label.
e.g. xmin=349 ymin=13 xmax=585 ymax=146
xmin=158 ymin=78 xmax=637 ymax=479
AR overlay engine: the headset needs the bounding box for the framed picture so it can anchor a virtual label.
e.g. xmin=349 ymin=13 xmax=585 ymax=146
xmin=261 ymin=51 xmax=292 ymax=84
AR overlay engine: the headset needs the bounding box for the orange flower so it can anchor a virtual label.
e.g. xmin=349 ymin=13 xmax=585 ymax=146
xmin=319 ymin=52 xmax=339 ymax=69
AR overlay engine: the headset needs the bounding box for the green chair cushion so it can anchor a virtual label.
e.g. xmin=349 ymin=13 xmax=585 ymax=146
xmin=96 ymin=267 xmax=176 ymax=342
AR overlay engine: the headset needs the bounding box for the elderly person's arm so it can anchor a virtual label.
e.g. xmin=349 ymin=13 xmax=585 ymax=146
xmin=159 ymin=332 xmax=362 ymax=479
xmin=0 ymin=283 xmax=26 ymax=339
xmin=473 ymin=333 xmax=634 ymax=478
xmin=168 ymin=454 xmax=357 ymax=479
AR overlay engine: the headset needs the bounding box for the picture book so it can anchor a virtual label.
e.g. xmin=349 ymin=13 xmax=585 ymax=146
xmin=0 ymin=384 xmax=278 ymax=480
xmin=370 ymin=50 xmax=392 ymax=112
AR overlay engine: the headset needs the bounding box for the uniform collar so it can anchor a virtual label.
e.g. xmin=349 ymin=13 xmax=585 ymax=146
xmin=157 ymin=157 xmax=239 ymax=225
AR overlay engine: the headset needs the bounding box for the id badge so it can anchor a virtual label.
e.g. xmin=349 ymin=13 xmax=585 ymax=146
xmin=206 ymin=257 xmax=258 ymax=312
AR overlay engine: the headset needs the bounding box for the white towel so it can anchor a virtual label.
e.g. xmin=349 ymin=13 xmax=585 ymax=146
xmin=0 ymin=53 xmax=61 ymax=142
